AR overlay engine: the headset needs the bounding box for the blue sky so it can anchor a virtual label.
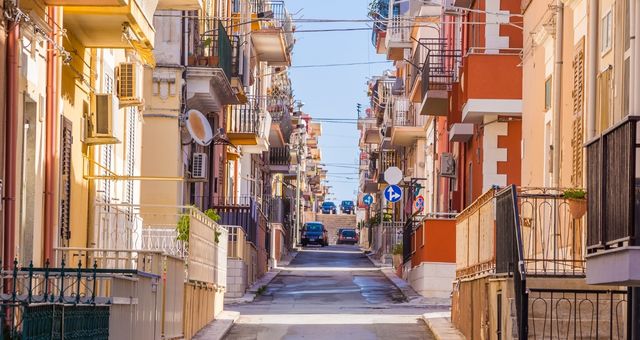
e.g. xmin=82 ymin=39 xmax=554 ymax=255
xmin=286 ymin=0 xmax=391 ymax=203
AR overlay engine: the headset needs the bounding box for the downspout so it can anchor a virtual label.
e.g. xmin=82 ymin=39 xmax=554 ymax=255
xmin=4 ymin=3 xmax=19 ymax=269
xmin=552 ymin=0 xmax=564 ymax=187
xmin=44 ymin=6 xmax=58 ymax=263
xmin=86 ymin=49 xmax=97 ymax=249
xmin=586 ymin=0 xmax=598 ymax=139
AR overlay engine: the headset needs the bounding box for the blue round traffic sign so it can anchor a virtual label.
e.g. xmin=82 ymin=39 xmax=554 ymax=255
xmin=415 ymin=195 xmax=425 ymax=212
xmin=384 ymin=185 xmax=402 ymax=203
xmin=363 ymin=194 xmax=373 ymax=206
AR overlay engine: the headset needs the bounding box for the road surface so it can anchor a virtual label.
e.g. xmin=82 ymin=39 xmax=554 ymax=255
xmin=224 ymin=245 xmax=437 ymax=340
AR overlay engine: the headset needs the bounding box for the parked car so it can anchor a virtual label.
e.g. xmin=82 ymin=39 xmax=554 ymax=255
xmin=301 ymin=222 xmax=329 ymax=247
xmin=340 ymin=200 xmax=355 ymax=214
xmin=337 ymin=229 xmax=358 ymax=245
xmin=321 ymin=201 xmax=337 ymax=214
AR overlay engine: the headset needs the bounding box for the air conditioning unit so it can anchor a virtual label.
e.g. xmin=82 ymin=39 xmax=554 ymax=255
xmin=443 ymin=0 xmax=464 ymax=15
xmin=115 ymin=62 xmax=143 ymax=107
xmin=192 ymin=153 xmax=207 ymax=179
xmin=85 ymin=93 xmax=121 ymax=145
xmin=440 ymin=152 xmax=457 ymax=178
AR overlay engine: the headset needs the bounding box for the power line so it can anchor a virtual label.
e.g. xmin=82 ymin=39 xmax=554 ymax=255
xmin=292 ymin=61 xmax=390 ymax=68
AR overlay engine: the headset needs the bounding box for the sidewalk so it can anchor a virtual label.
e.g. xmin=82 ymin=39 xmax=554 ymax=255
xmin=192 ymin=311 xmax=240 ymax=340
xmin=422 ymin=312 xmax=465 ymax=340
xmin=225 ymin=250 xmax=299 ymax=305
xmin=366 ymin=252 xmax=451 ymax=307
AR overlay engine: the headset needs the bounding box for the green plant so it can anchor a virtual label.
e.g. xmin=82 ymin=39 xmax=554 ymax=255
xmin=204 ymin=208 xmax=221 ymax=222
xmin=563 ymin=188 xmax=586 ymax=200
xmin=383 ymin=213 xmax=392 ymax=222
xmin=256 ymin=285 xmax=267 ymax=296
xmin=176 ymin=214 xmax=190 ymax=242
xmin=392 ymin=243 xmax=403 ymax=255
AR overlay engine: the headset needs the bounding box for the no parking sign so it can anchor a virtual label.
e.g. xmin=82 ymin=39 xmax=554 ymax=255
xmin=415 ymin=195 xmax=425 ymax=212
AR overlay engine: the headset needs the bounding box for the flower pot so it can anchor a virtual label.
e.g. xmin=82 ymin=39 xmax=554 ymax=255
xmin=568 ymin=198 xmax=587 ymax=219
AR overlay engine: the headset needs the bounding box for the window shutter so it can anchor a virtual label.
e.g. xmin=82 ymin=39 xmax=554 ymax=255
xmin=60 ymin=118 xmax=73 ymax=242
xmin=571 ymin=40 xmax=585 ymax=187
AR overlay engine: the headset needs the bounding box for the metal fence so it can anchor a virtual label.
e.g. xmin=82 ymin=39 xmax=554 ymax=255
xmin=228 ymin=96 xmax=261 ymax=134
xmin=586 ymin=116 xmax=640 ymax=251
xmin=528 ymin=288 xmax=627 ymax=339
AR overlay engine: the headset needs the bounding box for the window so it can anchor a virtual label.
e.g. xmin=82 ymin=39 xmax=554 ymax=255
xmin=544 ymin=77 xmax=552 ymax=111
xmin=601 ymin=10 xmax=612 ymax=54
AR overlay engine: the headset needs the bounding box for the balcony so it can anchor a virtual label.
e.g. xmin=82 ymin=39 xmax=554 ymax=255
xmin=58 ymin=0 xmax=157 ymax=50
xmin=419 ymin=38 xmax=461 ymax=116
xmin=449 ymin=123 xmax=474 ymax=142
xmin=267 ymin=97 xmax=293 ymax=145
xmin=460 ymin=50 xmax=522 ymax=123
xmin=385 ymin=16 xmax=412 ymax=60
xmin=250 ymin=0 xmax=294 ymax=66
xmin=268 ymin=146 xmax=291 ymax=173
xmin=227 ymin=96 xmax=270 ymax=151
xmin=369 ymin=0 xmax=389 ymax=53
xmin=586 ymin=116 xmax=640 ymax=285
xmin=210 ymin=196 xmax=266 ymax=248
xmin=186 ymin=19 xmax=240 ymax=112
xmin=157 ymin=0 xmax=202 ymax=10
xmin=388 ymin=97 xmax=427 ymax=146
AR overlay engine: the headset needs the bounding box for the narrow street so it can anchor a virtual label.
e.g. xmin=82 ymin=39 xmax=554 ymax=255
xmin=224 ymin=245 xmax=437 ymax=340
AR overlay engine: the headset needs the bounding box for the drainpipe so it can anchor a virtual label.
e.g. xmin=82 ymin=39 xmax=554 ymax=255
xmin=86 ymin=49 xmax=98 ymax=249
xmin=4 ymin=4 xmax=19 ymax=270
xmin=552 ymin=0 xmax=564 ymax=187
xmin=586 ymin=0 xmax=598 ymax=139
xmin=44 ymin=6 xmax=58 ymax=263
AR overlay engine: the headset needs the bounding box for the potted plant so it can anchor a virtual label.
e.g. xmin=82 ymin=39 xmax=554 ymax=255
xmin=563 ymin=188 xmax=587 ymax=219
xmin=392 ymin=243 xmax=403 ymax=268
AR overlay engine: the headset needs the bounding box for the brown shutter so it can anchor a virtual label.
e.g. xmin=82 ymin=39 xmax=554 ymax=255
xmin=571 ymin=40 xmax=585 ymax=187
xmin=597 ymin=66 xmax=613 ymax=133
xmin=59 ymin=118 xmax=73 ymax=242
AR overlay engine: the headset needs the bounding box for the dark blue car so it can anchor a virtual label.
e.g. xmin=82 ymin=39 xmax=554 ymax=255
xmin=301 ymin=222 xmax=328 ymax=247
xmin=340 ymin=200 xmax=355 ymax=214
xmin=321 ymin=201 xmax=337 ymax=214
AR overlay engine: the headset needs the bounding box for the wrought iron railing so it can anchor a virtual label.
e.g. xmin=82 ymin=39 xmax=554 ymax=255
xmin=420 ymin=38 xmax=462 ymax=97
xmin=188 ymin=19 xmax=236 ymax=80
xmin=586 ymin=116 xmax=640 ymax=252
xmin=228 ymin=96 xmax=261 ymax=134
xmin=527 ymin=288 xmax=627 ymax=339
xmin=269 ymin=146 xmax=290 ymax=166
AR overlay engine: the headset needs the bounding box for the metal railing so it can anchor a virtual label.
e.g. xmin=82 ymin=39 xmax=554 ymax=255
xmin=527 ymin=288 xmax=627 ymax=339
xmin=379 ymin=221 xmax=404 ymax=257
xmin=228 ymin=96 xmax=261 ymax=134
xmin=188 ymin=19 xmax=236 ymax=80
xmin=586 ymin=116 xmax=640 ymax=252
xmin=420 ymin=38 xmax=462 ymax=97
xmin=269 ymin=146 xmax=290 ymax=166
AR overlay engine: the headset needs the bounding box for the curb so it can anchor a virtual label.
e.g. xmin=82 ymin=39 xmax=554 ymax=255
xmin=193 ymin=311 xmax=240 ymax=340
xmin=422 ymin=313 xmax=465 ymax=340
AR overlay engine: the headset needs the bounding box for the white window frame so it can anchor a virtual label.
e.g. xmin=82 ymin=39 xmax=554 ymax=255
xmin=600 ymin=9 xmax=613 ymax=55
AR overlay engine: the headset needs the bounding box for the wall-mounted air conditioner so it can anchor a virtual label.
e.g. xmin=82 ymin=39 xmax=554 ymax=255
xmin=191 ymin=153 xmax=207 ymax=179
xmin=440 ymin=152 xmax=457 ymax=178
xmin=115 ymin=62 xmax=143 ymax=107
xmin=85 ymin=93 xmax=121 ymax=145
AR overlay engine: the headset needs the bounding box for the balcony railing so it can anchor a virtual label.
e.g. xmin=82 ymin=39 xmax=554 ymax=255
xmin=269 ymin=146 xmax=290 ymax=166
xmin=390 ymin=97 xmax=423 ymax=127
xmin=188 ymin=19 xmax=237 ymax=80
xmin=386 ymin=16 xmax=411 ymax=46
xmin=250 ymin=0 xmax=294 ymax=49
xmin=229 ymin=96 xmax=261 ymax=134
xmin=586 ymin=116 xmax=640 ymax=251
xmin=420 ymin=38 xmax=462 ymax=97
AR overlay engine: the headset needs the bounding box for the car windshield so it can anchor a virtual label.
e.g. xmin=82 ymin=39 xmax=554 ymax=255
xmin=305 ymin=223 xmax=323 ymax=232
xmin=342 ymin=201 xmax=353 ymax=206
xmin=323 ymin=202 xmax=334 ymax=207
xmin=341 ymin=230 xmax=356 ymax=237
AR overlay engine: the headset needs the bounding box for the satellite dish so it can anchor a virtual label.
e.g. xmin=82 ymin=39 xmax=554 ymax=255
xmin=185 ymin=109 xmax=213 ymax=146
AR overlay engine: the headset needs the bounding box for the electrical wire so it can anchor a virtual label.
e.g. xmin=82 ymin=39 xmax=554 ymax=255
xmin=292 ymin=61 xmax=390 ymax=68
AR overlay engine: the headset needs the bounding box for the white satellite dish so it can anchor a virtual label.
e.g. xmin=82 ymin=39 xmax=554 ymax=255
xmin=185 ymin=109 xmax=213 ymax=146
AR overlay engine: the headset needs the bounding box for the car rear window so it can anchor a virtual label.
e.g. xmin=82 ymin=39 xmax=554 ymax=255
xmin=341 ymin=230 xmax=356 ymax=237
xmin=305 ymin=223 xmax=323 ymax=232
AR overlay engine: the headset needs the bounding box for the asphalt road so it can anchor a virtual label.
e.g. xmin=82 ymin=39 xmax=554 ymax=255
xmin=224 ymin=245 xmax=436 ymax=340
